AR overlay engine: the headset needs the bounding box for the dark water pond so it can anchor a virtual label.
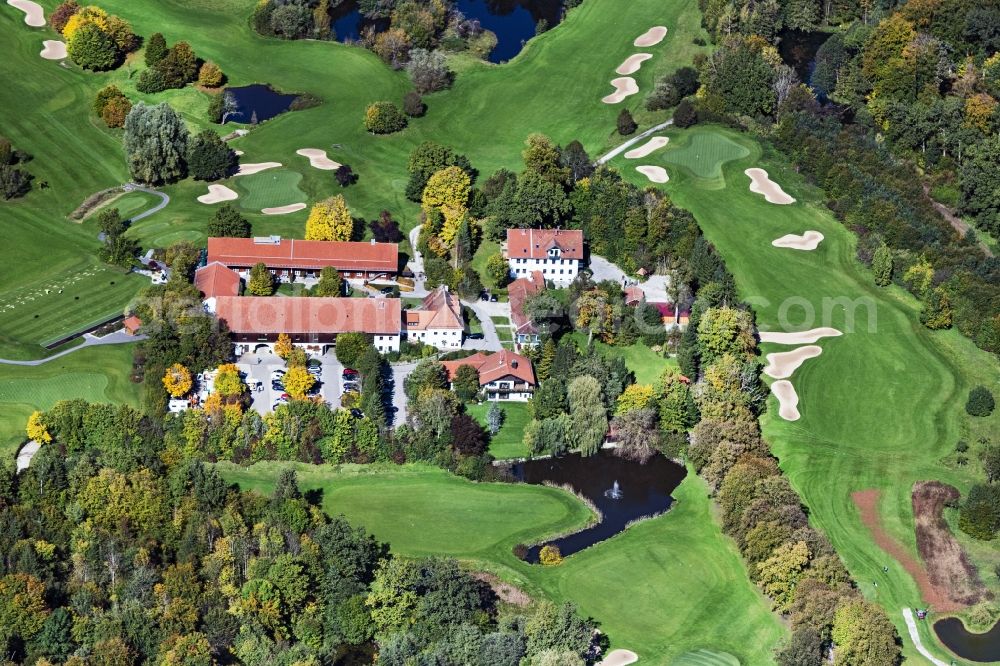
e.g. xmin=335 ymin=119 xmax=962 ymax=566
xmin=933 ymin=617 xmax=1000 ymax=662
xmin=331 ymin=0 xmax=564 ymax=63
xmin=510 ymin=449 xmax=686 ymax=563
xmin=224 ymin=85 xmax=298 ymax=124
xmin=778 ymin=29 xmax=827 ymax=85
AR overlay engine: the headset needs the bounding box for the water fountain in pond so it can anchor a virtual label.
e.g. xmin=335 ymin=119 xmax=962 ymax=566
xmin=604 ymin=480 xmax=623 ymax=500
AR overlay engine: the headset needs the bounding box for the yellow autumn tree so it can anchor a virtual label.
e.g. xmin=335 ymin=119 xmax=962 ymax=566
xmin=162 ymin=363 xmax=193 ymax=398
xmin=214 ymin=363 xmax=245 ymax=396
xmin=274 ymin=333 xmax=293 ymax=359
xmin=421 ymin=166 xmax=470 ymax=248
xmin=305 ymin=195 xmax=354 ymax=241
xmin=283 ymin=365 xmax=316 ymax=400
xmin=62 ymin=5 xmax=109 ymax=38
xmin=26 ymin=411 xmax=52 ymax=444
xmin=615 ymin=384 xmax=654 ymax=414
xmin=964 ymin=93 xmax=998 ymax=134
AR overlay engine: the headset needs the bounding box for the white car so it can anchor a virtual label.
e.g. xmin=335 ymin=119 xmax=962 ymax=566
xmin=270 ymin=369 xmax=286 ymax=380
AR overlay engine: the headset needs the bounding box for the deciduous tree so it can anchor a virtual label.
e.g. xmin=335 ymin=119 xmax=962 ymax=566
xmin=305 ymin=195 xmax=354 ymax=241
xmin=26 ymin=411 xmax=52 ymax=444
xmin=310 ymin=266 xmax=343 ymax=296
xmin=247 ymin=262 xmax=274 ymax=296
xmin=162 ymin=363 xmax=193 ymax=398
xmin=208 ymin=204 xmax=251 ymax=237
xmin=186 ymin=129 xmax=236 ymax=181
xmin=364 ymin=101 xmax=407 ymax=134
xmin=452 ymin=364 xmax=480 ymax=402
xmin=123 ymin=102 xmax=190 ymax=184
xmin=274 ymin=333 xmax=293 ymax=359
xmin=283 ymin=366 xmax=315 ymax=400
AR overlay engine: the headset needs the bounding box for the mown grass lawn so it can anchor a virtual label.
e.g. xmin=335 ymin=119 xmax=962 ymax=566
xmin=568 ymin=333 xmax=677 ymax=386
xmin=217 ymin=462 xmax=785 ymax=664
xmin=468 ymin=401 xmax=531 ymax=459
xmin=615 ymin=124 xmax=1000 ymax=663
xmin=0 ymin=343 xmax=141 ymax=456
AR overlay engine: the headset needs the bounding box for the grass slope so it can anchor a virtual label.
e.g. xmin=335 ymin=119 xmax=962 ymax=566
xmin=0 ymin=344 xmax=141 ymax=456
xmin=617 ymin=124 xmax=1000 ymax=663
xmin=218 ymin=462 xmax=785 ymax=664
xmin=468 ymin=401 xmax=531 ymax=459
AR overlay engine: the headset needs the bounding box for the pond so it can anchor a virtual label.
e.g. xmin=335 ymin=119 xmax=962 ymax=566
xmin=509 ymin=449 xmax=686 ymax=563
xmin=330 ymin=0 xmax=565 ymax=63
xmin=933 ymin=617 xmax=1000 ymax=662
xmin=223 ymin=85 xmax=298 ymax=124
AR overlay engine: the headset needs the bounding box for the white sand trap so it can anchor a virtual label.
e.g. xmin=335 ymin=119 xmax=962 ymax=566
xmin=234 ymin=161 xmax=282 ymax=176
xmin=296 ymin=148 xmax=341 ymax=171
xmin=197 ymin=184 xmax=239 ymax=204
xmin=772 ymin=230 xmax=824 ymax=250
xmin=759 ymin=327 xmax=842 ymax=345
xmin=634 ymin=26 xmax=667 ymax=47
xmin=40 ymin=40 xmax=67 ymax=60
xmin=261 ymin=203 xmax=306 ymax=215
xmin=601 ymin=77 xmax=639 ymax=104
xmin=624 ymin=136 xmax=669 ymax=159
xmin=598 ymin=649 xmax=639 ymax=666
xmin=616 ymin=53 xmax=653 ymax=75
xmin=8 ymin=0 xmax=45 ymax=26
xmin=745 ymin=168 xmax=795 ymax=205
xmin=771 ymin=380 xmax=800 ymax=421
xmin=763 ymin=345 xmax=822 ymax=379
xmin=636 ymin=165 xmax=668 ymax=183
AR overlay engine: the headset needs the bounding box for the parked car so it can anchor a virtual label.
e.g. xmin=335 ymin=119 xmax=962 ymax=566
xmin=342 ymin=382 xmax=360 ymax=392
xmin=342 ymin=368 xmax=359 ymax=377
xmin=271 ymin=381 xmax=284 ymax=391
xmin=350 ymin=408 xmax=364 ymax=418
xmin=270 ymin=369 xmax=286 ymax=380
xmin=480 ymin=291 xmax=489 ymax=301
xmin=467 ymin=332 xmax=484 ymax=340
xmin=489 ymin=293 xmax=498 ymax=302
xmin=308 ymin=366 xmax=322 ymax=377
xmin=380 ymin=286 xmax=394 ymax=295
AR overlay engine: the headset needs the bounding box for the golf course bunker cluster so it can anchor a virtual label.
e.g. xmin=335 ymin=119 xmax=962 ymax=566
xmin=759 ymin=328 xmax=842 ymax=421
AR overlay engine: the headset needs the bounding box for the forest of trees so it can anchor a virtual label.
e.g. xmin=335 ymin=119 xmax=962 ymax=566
xmin=689 ymin=0 xmax=1000 ymax=354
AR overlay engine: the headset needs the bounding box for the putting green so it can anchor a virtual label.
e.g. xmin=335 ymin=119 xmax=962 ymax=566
xmin=660 ymin=129 xmax=750 ymax=182
xmin=673 ymin=650 xmax=741 ymax=666
xmin=232 ymin=169 xmax=307 ymax=210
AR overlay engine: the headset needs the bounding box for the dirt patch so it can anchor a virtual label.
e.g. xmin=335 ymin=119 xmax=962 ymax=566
xmin=70 ymin=187 xmax=122 ymax=221
xmin=912 ymin=481 xmax=991 ymax=608
xmin=852 ymin=489 xmax=962 ymax=612
xmin=601 ymin=77 xmax=639 ymax=104
xmin=471 ymin=572 xmax=531 ymax=607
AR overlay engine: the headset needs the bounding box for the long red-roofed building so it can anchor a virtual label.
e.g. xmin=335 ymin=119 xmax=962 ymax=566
xmin=194 ymin=262 xmax=242 ymax=312
xmin=440 ymin=350 xmax=536 ymax=401
xmin=214 ymin=296 xmax=402 ymax=355
xmin=207 ymin=236 xmax=399 ymax=282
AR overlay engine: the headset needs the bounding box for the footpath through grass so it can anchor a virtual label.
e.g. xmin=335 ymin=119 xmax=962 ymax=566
xmin=622 ymin=124 xmax=1000 ymax=663
xmin=218 ymin=462 xmax=785 ymax=664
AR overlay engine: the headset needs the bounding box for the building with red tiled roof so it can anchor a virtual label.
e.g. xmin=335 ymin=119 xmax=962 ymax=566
xmin=441 ymin=350 xmax=536 ymax=401
xmin=215 ymin=296 xmax=402 ymax=355
xmin=123 ymin=315 xmax=142 ymax=336
xmin=652 ymin=302 xmax=691 ymax=327
xmin=505 ymin=228 xmax=583 ymax=286
xmin=403 ymin=285 xmax=464 ymax=350
xmin=194 ymin=262 xmax=241 ymax=312
xmin=508 ymin=271 xmax=545 ymax=346
xmin=207 ymin=236 xmax=398 ymax=282
xmin=624 ymin=285 xmax=644 ymax=306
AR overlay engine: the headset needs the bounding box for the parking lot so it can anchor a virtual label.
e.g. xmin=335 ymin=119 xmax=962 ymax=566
xmin=236 ymin=350 xmax=344 ymax=413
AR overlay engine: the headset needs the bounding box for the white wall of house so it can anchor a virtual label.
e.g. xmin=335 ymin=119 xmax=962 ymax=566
xmin=405 ymin=328 xmax=463 ymax=350
xmin=508 ymin=249 xmax=579 ymax=286
xmin=232 ymin=334 xmax=399 ymax=358
xmin=482 ymin=379 xmax=533 ymax=402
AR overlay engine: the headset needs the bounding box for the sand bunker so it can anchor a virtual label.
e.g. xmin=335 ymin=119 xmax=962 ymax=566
xmin=598 ymin=650 xmax=639 ymax=666
xmin=772 ymin=230 xmax=824 ymax=250
xmin=634 ymin=26 xmax=667 ymax=47
xmin=8 ymin=0 xmax=45 ymax=26
xmin=624 ymin=136 xmax=669 ymax=159
xmin=616 ymin=53 xmax=653 ymax=75
xmin=746 ymin=168 xmax=795 ymax=205
xmin=763 ymin=345 xmax=821 ymax=379
xmin=758 ymin=327 xmax=842 ymax=345
xmin=770 ymin=380 xmax=800 ymax=421
xmin=233 ymin=150 xmax=244 ymax=156
xmin=636 ymin=165 xmax=668 ymax=183
xmin=234 ymin=161 xmax=281 ymax=176
xmin=39 ymin=40 xmax=67 ymax=60
xmin=197 ymin=184 xmax=238 ymax=204
xmin=261 ymin=203 xmax=306 ymax=215
xmin=296 ymin=148 xmax=341 ymax=171
xmin=601 ymin=77 xmax=639 ymax=104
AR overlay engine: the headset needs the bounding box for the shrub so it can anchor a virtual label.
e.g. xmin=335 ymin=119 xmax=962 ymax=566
xmin=616 ymin=108 xmax=637 ymax=135
xmin=136 ymin=67 xmax=169 ymax=94
xmin=67 ymin=22 xmax=119 ymax=71
xmin=512 ymin=543 xmax=528 ymax=560
xmin=674 ymin=98 xmax=698 ymax=128
xmin=539 ymin=544 xmax=563 ymax=566
xmin=646 ymin=78 xmax=679 ymax=111
xmin=49 ymin=0 xmax=80 ymax=33
xmin=403 ymin=91 xmax=426 ymax=117
xmin=0 ymin=165 xmax=32 ymax=200
xmin=966 ymin=386 xmax=995 ymax=417
xmin=93 ymin=84 xmax=126 ymax=116
xmin=270 ymin=2 xmax=311 ymax=39
xmin=198 ymin=61 xmax=225 ymax=88
xmin=959 ymin=484 xmax=1000 ymax=540
xmin=364 ymin=101 xmax=407 ymax=134
xmin=101 ymin=96 xmax=132 ymax=128
xmin=145 ymin=32 xmax=168 ymax=67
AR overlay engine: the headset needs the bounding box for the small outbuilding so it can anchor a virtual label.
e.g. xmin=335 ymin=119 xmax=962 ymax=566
xmin=123 ymin=315 xmax=142 ymax=335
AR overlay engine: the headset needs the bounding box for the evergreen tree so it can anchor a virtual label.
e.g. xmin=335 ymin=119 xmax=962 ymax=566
xmin=311 ymin=266 xmax=343 ymax=296
xmin=247 ymin=262 xmax=274 ymax=296
xmin=616 ymin=108 xmax=637 ymax=136
xmin=207 ymin=204 xmax=251 ymax=237
xmin=486 ymin=402 xmax=504 ymax=435
xmin=537 ymin=338 xmax=556 ymax=382
xmin=186 ymin=130 xmax=236 ymax=181
xmin=145 ymin=32 xmax=168 ymax=67
xmin=872 ymin=244 xmax=893 ymax=286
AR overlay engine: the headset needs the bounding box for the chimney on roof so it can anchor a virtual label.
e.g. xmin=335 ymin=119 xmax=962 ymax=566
xmin=511 ymin=360 xmax=518 ymax=369
xmin=370 ymin=238 xmax=376 ymax=245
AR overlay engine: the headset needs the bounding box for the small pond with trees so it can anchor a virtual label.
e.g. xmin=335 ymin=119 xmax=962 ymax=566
xmin=223 ymin=85 xmax=299 ymax=124
xmin=933 ymin=616 xmax=1000 ymax=662
xmin=331 ymin=0 xmax=566 ymax=63
xmin=509 ymin=449 xmax=686 ymax=563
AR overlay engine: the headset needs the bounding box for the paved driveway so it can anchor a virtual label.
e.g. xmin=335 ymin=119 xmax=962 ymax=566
xmin=462 ymin=299 xmax=507 ymax=351
xmin=589 ymin=255 xmax=671 ymax=301
xmin=389 ymin=361 xmax=417 ymax=425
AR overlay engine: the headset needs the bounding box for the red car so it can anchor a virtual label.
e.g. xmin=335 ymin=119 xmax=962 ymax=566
xmin=342 ymin=368 xmax=359 ymax=378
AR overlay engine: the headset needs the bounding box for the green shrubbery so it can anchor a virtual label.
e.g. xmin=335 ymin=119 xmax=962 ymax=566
xmin=966 ymin=385 xmax=996 ymax=417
